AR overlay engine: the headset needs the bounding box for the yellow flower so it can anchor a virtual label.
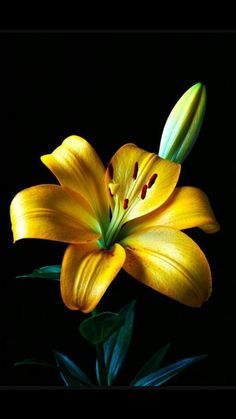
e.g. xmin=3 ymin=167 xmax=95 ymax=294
xmin=10 ymin=136 xmax=220 ymax=312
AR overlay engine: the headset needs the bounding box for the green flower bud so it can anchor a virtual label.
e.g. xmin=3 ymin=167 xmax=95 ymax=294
xmin=158 ymin=82 xmax=206 ymax=163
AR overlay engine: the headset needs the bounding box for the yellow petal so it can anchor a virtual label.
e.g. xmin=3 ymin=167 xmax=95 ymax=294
xmin=10 ymin=184 xmax=100 ymax=243
xmin=120 ymin=227 xmax=212 ymax=307
xmin=61 ymin=242 xmax=126 ymax=312
xmin=105 ymin=143 xmax=180 ymax=222
xmin=123 ymin=187 xmax=220 ymax=235
xmin=41 ymin=135 xmax=110 ymax=229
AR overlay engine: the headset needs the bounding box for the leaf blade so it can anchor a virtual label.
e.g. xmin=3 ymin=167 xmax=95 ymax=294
xmin=104 ymin=300 xmax=136 ymax=386
xmin=132 ymin=354 xmax=207 ymax=387
xmin=16 ymin=265 xmax=61 ymax=281
xmin=130 ymin=343 xmax=170 ymax=385
xmin=14 ymin=358 xmax=57 ymax=370
xmin=53 ymin=351 xmax=94 ymax=387
xmin=79 ymin=312 xmax=125 ymax=345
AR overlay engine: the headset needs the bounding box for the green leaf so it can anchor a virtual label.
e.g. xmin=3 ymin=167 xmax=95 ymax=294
xmin=95 ymin=358 xmax=103 ymax=386
xmin=103 ymin=300 xmax=136 ymax=386
xmin=95 ymin=359 xmax=102 ymax=386
xmin=16 ymin=265 xmax=61 ymax=281
xmin=53 ymin=351 xmax=94 ymax=387
xmin=132 ymin=354 xmax=207 ymax=387
xmin=79 ymin=312 xmax=125 ymax=345
xmin=14 ymin=358 xmax=57 ymax=370
xmin=130 ymin=343 xmax=170 ymax=385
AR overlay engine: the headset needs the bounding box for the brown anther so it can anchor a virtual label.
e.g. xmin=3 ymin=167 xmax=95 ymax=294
xmin=148 ymin=173 xmax=158 ymax=188
xmin=133 ymin=161 xmax=139 ymax=179
xmin=141 ymin=184 xmax=147 ymax=199
xmin=108 ymin=163 xmax=113 ymax=179
xmin=108 ymin=187 xmax=114 ymax=197
xmin=123 ymin=198 xmax=129 ymax=209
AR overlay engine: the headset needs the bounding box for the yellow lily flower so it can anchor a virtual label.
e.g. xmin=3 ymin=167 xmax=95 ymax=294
xmin=10 ymin=135 xmax=220 ymax=313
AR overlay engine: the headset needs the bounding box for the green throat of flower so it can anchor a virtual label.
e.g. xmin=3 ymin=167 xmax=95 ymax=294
xmin=97 ymin=161 xmax=158 ymax=250
xmin=96 ymin=195 xmax=126 ymax=250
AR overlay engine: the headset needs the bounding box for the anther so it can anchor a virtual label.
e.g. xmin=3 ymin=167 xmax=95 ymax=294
xmin=133 ymin=161 xmax=139 ymax=179
xmin=108 ymin=163 xmax=113 ymax=179
xmin=141 ymin=184 xmax=147 ymax=199
xmin=148 ymin=173 xmax=158 ymax=188
xmin=123 ymin=198 xmax=129 ymax=209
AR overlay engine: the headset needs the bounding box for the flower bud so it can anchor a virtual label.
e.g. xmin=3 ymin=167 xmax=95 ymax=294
xmin=158 ymin=82 xmax=206 ymax=163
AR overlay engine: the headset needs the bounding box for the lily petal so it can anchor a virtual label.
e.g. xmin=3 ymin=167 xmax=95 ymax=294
xmin=122 ymin=187 xmax=220 ymax=235
xmin=105 ymin=143 xmax=180 ymax=222
xmin=61 ymin=242 xmax=126 ymax=312
xmin=10 ymin=184 xmax=100 ymax=243
xmin=120 ymin=227 xmax=211 ymax=307
xmin=41 ymin=135 xmax=110 ymax=229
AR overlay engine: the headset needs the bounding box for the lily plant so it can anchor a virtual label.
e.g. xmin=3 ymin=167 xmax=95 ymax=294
xmin=10 ymin=83 xmax=219 ymax=313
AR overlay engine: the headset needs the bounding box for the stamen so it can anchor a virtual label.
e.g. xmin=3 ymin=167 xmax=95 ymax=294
xmin=148 ymin=173 xmax=158 ymax=188
xmin=108 ymin=187 xmax=114 ymax=197
xmin=123 ymin=198 xmax=129 ymax=209
xmin=141 ymin=184 xmax=147 ymax=199
xmin=133 ymin=161 xmax=139 ymax=179
xmin=108 ymin=163 xmax=114 ymax=179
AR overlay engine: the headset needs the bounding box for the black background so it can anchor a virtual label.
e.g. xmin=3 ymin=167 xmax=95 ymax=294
xmin=0 ymin=31 xmax=234 ymax=389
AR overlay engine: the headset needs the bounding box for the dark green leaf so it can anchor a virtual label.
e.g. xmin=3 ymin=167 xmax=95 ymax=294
xmin=16 ymin=265 xmax=61 ymax=281
xmin=95 ymin=359 xmax=101 ymax=386
xmin=132 ymin=354 xmax=207 ymax=387
xmin=79 ymin=312 xmax=124 ymax=345
xmin=14 ymin=358 xmax=57 ymax=370
xmin=130 ymin=343 xmax=170 ymax=385
xmin=104 ymin=300 xmax=136 ymax=386
xmin=53 ymin=351 xmax=94 ymax=387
